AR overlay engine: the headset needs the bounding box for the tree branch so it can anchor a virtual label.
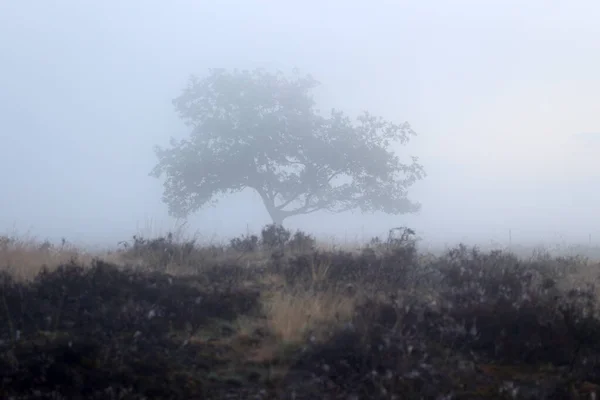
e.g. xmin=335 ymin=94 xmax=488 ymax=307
xmin=277 ymin=169 xmax=344 ymax=214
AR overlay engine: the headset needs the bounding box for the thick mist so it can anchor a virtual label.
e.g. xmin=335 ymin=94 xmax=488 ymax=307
xmin=1 ymin=1 xmax=599 ymax=249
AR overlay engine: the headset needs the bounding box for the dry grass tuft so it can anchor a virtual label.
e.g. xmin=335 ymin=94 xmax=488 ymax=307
xmin=261 ymin=285 xmax=358 ymax=344
xmin=0 ymin=235 xmax=99 ymax=281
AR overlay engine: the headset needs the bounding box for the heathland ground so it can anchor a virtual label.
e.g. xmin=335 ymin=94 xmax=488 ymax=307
xmin=2 ymin=226 xmax=600 ymax=399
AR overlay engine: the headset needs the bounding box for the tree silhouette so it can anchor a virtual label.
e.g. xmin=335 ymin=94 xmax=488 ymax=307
xmin=151 ymin=68 xmax=425 ymax=225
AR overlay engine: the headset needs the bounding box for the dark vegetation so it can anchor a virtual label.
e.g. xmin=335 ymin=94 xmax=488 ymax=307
xmin=2 ymin=225 xmax=600 ymax=399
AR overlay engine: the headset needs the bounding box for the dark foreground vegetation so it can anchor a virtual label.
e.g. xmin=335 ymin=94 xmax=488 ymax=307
xmin=2 ymin=226 xmax=600 ymax=399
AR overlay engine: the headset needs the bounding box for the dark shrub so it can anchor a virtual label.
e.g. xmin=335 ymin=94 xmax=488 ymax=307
xmin=287 ymin=230 xmax=316 ymax=253
xmin=0 ymin=260 xmax=261 ymax=399
xmin=230 ymin=234 xmax=260 ymax=253
xmin=282 ymin=243 xmax=423 ymax=292
xmin=119 ymin=233 xmax=197 ymax=271
xmin=260 ymin=224 xmax=291 ymax=250
xmin=427 ymin=245 xmax=600 ymax=367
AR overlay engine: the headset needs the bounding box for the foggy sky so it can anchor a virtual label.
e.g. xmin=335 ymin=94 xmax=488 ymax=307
xmin=1 ymin=1 xmax=599 ymax=248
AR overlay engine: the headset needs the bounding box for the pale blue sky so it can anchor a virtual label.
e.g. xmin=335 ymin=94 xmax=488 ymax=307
xmin=1 ymin=1 xmax=599 ymax=247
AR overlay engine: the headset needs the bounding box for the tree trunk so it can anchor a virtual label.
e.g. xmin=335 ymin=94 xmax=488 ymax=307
xmin=253 ymin=187 xmax=287 ymax=226
xmin=267 ymin=209 xmax=285 ymax=226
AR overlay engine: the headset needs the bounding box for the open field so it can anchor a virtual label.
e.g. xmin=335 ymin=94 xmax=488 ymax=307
xmin=2 ymin=227 xmax=600 ymax=399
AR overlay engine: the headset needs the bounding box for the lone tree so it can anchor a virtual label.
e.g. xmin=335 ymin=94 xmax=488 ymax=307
xmin=151 ymin=68 xmax=425 ymax=226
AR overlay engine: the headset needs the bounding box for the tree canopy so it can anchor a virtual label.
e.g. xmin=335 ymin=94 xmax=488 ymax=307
xmin=151 ymin=68 xmax=426 ymax=225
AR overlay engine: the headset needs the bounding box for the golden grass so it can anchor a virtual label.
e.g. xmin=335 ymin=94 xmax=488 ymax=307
xmin=0 ymin=236 xmax=94 ymax=281
xmin=261 ymin=285 xmax=358 ymax=345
